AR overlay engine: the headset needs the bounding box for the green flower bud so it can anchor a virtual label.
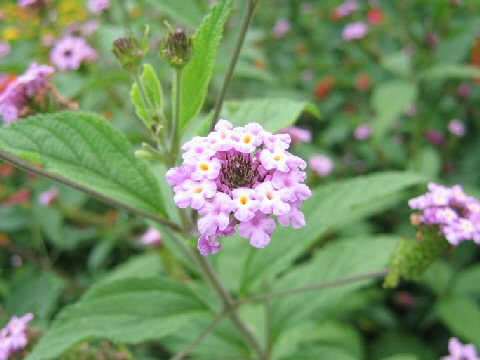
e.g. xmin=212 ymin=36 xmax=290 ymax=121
xmin=112 ymin=37 xmax=144 ymax=72
xmin=384 ymin=228 xmax=450 ymax=288
xmin=160 ymin=28 xmax=193 ymax=69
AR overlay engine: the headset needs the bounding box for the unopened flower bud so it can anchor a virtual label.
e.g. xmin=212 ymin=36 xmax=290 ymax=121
xmin=112 ymin=37 xmax=144 ymax=72
xmin=160 ymin=28 xmax=193 ymax=68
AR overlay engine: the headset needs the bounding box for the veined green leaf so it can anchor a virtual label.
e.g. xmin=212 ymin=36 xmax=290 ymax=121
xmin=224 ymin=98 xmax=320 ymax=133
xmin=27 ymin=277 xmax=209 ymax=360
xmin=130 ymin=64 xmax=164 ymax=127
xmin=233 ymin=172 xmax=424 ymax=293
xmin=270 ymin=237 xmax=397 ymax=340
xmin=178 ymin=0 xmax=234 ymax=130
xmin=421 ymin=65 xmax=480 ymax=80
xmin=0 ymin=112 xmax=165 ymax=215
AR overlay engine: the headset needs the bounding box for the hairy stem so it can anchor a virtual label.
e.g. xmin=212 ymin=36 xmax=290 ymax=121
xmin=241 ymin=269 xmax=390 ymax=304
xmin=192 ymin=251 xmax=269 ymax=359
xmin=211 ymin=0 xmax=258 ymax=129
xmin=0 ymin=150 xmax=182 ymax=233
xmin=171 ymin=68 xmax=183 ymax=163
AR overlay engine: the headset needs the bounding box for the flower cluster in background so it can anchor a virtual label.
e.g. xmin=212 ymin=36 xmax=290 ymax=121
xmin=167 ymin=120 xmax=311 ymax=255
xmin=442 ymin=337 xmax=479 ymax=360
xmin=409 ymin=183 xmax=480 ymax=245
xmin=50 ymin=36 xmax=97 ymax=71
xmin=0 ymin=63 xmax=54 ymax=122
xmin=0 ymin=313 xmax=33 ymax=360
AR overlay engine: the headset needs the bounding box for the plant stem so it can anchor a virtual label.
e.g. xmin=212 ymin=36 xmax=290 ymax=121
xmin=192 ymin=251 xmax=269 ymax=360
xmin=171 ymin=68 xmax=183 ymax=163
xmin=170 ymin=310 xmax=228 ymax=360
xmin=0 ymin=149 xmax=183 ymax=233
xmin=211 ymin=0 xmax=258 ymax=129
xmin=240 ymin=269 xmax=390 ymax=304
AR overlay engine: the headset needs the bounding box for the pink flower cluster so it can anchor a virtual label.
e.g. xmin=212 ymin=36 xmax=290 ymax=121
xmin=50 ymin=36 xmax=97 ymax=71
xmin=0 ymin=313 xmax=33 ymax=360
xmin=409 ymin=183 xmax=480 ymax=245
xmin=167 ymin=120 xmax=311 ymax=255
xmin=0 ymin=63 xmax=54 ymax=123
xmin=88 ymin=0 xmax=111 ymax=14
xmin=441 ymin=337 xmax=479 ymax=360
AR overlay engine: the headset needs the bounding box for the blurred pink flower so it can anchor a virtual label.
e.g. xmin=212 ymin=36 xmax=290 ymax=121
xmin=441 ymin=337 xmax=478 ymax=360
xmin=88 ymin=0 xmax=110 ymax=14
xmin=448 ymin=119 xmax=466 ymax=137
xmin=457 ymin=83 xmax=471 ymax=98
xmin=343 ymin=22 xmax=368 ymax=41
xmin=39 ymin=187 xmax=59 ymax=206
xmin=354 ymin=123 xmax=373 ymax=140
xmin=273 ymin=19 xmax=291 ymax=38
xmin=0 ymin=42 xmax=10 ymax=59
xmin=309 ymin=155 xmax=334 ymax=177
xmin=82 ymin=20 xmax=100 ymax=36
xmin=425 ymin=129 xmax=445 ymax=147
xmin=140 ymin=228 xmax=163 ymax=246
xmin=333 ymin=0 xmax=357 ymax=18
xmin=278 ymin=127 xmax=312 ymax=146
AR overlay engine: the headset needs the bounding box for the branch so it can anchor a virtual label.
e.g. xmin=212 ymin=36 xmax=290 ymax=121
xmin=0 ymin=149 xmax=183 ymax=233
xmin=240 ymin=270 xmax=390 ymax=304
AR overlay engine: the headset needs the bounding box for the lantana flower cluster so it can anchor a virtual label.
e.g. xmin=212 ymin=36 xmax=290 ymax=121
xmin=409 ymin=183 xmax=480 ymax=245
xmin=441 ymin=337 xmax=479 ymax=360
xmin=167 ymin=120 xmax=311 ymax=255
xmin=0 ymin=313 xmax=33 ymax=360
xmin=0 ymin=63 xmax=54 ymax=123
xmin=50 ymin=36 xmax=97 ymax=71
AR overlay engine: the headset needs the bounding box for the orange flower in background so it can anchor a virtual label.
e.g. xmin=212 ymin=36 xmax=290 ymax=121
xmin=355 ymin=73 xmax=371 ymax=92
xmin=314 ymin=76 xmax=335 ymax=100
xmin=367 ymin=8 xmax=386 ymax=25
xmin=472 ymin=36 xmax=480 ymax=67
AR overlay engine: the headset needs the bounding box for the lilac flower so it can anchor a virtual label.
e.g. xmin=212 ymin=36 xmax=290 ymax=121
xmin=18 ymin=0 xmax=49 ymax=8
xmin=448 ymin=119 xmax=466 ymax=137
xmin=278 ymin=127 xmax=312 ymax=146
xmin=309 ymin=155 xmax=334 ymax=177
xmin=343 ymin=22 xmax=368 ymax=41
xmin=333 ymin=0 xmax=358 ymax=18
xmin=39 ymin=187 xmax=59 ymax=206
xmin=140 ymin=228 xmax=162 ymax=246
xmin=82 ymin=20 xmax=100 ymax=37
xmin=441 ymin=337 xmax=479 ymax=360
xmin=409 ymin=183 xmax=480 ymax=245
xmin=273 ymin=19 xmax=291 ymax=38
xmin=167 ymin=120 xmax=311 ymax=255
xmin=0 ymin=42 xmax=10 ymax=59
xmin=0 ymin=313 xmax=33 ymax=360
xmin=50 ymin=36 xmax=97 ymax=71
xmin=354 ymin=123 xmax=373 ymax=140
xmin=0 ymin=63 xmax=54 ymax=123
xmin=88 ymin=0 xmax=111 ymax=14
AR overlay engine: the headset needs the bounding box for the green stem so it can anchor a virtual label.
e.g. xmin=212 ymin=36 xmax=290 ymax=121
xmin=191 ymin=251 xmax=269 ymax=360
xmin=211 ymin=0 xmax=258 ymax=129
xmin=171 ymin=68 xmax=183 ymax=163
xmin=0 ymin=150 xmax=183 ymax=233
xmin=240 ymin=269 xmax=390 ymax=305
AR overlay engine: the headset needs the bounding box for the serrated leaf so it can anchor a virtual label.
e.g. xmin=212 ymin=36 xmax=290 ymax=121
xmin=232 ymin=172 xmax=424 ymax=293
xmin=27 ymin=277 xmax=209 ymax=360
xmin=270 ymin=237 xmax=396 ymax=340
xmin=223 ymin=98 xmax=320 ymax=133
xmin=437 ymin=296 xmax=480 ymax=348
xmin=130 ymin=64 xmax=164 ymax=127
xmin=0 ymin=112 xmax=165 ymax=215
xmin=372 ymin=81 xmax=417 ymax=139
xmin=178 ymin=0 xmax=233 ymax=130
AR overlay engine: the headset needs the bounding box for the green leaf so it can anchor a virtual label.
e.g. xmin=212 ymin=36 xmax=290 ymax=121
xmin=233 ymin=172 xmax=424 ymax=293
xmin=130 ymin=64 xmax=164 ymax=127
xmin=270 ymin=237 xmax=396 ymax=340
xmin=27 ymin=277 xmax=209 ymax=360
xmin=223 ymin=98 xmax=320 ymax=133
xmin=381 ymin=52 xmax=411 ymax=76
xmin=280 ymin=344 xmax=358 ymax=360
xmin=372 ymin=81 xmax=417 ymax=138
xmin=452 ymin=264 xmax=480 ymax=298
xmin=0 ymin=112 xmax=165 ymax=215
xmin=140 ymin=0 xmax=203 ymax=27
xmin=437 ymin=296 xmax=480 ymax=348
xmin=421 ymin=65 xmax=480 ymax=80
xmin=178 ymin=0 xmax=234 ymax=130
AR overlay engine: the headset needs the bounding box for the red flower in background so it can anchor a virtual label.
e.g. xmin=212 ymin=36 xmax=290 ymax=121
xmin=367 ymin=8 xmax=386 ymax=25
xmin=314 ymin=76 xmax=335 ymax=99
xmin=355 ymin=73 xmax=371 ymax=92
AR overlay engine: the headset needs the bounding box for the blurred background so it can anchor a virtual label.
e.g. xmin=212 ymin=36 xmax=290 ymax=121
xmin=0 ymin=0 xmax=479 ymax=359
